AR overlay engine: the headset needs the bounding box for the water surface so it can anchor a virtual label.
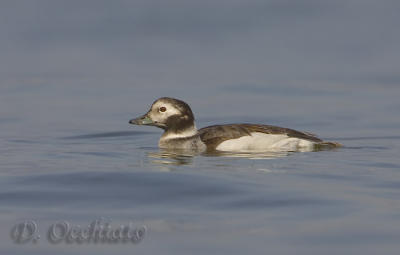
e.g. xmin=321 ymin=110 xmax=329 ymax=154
xmin=1 ymin=1 xmax=400 ymax=254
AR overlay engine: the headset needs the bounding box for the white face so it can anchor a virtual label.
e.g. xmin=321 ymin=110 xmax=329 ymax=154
xmin=147 ymin=101 xmax=181 ymax=125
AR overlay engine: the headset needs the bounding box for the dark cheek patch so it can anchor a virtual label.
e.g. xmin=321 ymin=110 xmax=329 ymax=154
xmin=166 ymin=114 xmax=194 ymax=134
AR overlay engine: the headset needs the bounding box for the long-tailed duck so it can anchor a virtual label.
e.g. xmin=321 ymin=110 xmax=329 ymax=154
xmin=129 ymin=97 xmax=340 ymax=152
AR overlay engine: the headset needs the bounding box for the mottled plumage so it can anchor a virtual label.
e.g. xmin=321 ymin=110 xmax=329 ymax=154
xmin=198 ymin=124 xmax=323 ymax=151
xmin=129 ymin=97 xmax=340 ymax=152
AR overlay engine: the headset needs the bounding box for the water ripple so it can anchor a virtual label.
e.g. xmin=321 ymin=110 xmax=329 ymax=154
xmin=62 ymin=131 xmax=155 ymax=139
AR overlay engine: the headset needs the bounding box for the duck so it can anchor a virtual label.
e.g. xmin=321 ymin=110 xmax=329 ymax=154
xmin=129 ymin=97 xmax=340 ymax=152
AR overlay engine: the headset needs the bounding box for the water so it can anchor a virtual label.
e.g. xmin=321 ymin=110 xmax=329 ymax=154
xmin=1 ymin=1 xmax=400 ymax=254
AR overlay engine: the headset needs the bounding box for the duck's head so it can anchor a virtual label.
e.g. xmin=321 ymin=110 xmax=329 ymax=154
xmin=129 ymin=97 xmax=195 ymax=133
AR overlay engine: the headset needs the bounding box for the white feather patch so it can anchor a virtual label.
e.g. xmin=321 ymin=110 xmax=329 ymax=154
xmin=161 ymin=126 xmax=198 ymax=140
xmin=215 ymin=132 xmax=315 ymax=152
xmin=152 ymin=101 xmax=181 ymax=116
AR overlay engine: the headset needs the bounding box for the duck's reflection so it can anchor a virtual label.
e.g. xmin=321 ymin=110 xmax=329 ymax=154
xmin=147 ymin=148 xmax=292 ymax=167
xmin=147 ymin=149 xmax=197 ymax=166
xmin=203 ymin=150 xmax=292 ymax=159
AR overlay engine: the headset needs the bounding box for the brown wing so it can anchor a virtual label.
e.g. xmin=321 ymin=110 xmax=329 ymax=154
xmin=198 ymin=123 xmax=322 ymax=150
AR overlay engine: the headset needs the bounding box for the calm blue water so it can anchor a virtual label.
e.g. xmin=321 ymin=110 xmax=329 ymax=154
xmin=1 ymin=1 xmax=400 ymax=254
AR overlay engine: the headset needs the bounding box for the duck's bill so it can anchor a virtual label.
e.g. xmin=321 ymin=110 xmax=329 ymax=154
xmin=129 ymin=114 xmax=154 ymax=125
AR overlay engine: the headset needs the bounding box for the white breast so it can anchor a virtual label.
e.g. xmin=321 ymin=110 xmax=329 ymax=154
xmin=161 ymin=128 xmax=198 ymax=140
xmin=215 ymin=132 xmax=315 ymax=152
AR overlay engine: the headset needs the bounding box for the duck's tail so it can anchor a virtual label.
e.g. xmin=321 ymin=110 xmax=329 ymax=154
xmin=314 ymin=141 xmax=342 ymax=150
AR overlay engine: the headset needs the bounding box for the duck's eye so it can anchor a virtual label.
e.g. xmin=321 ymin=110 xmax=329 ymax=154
xmin=159 ymin=106 xmax=167 ymax=112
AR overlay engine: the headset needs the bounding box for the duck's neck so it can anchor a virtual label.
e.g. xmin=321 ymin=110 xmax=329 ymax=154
xmin=161 ymin=124 xmax=198 ymax=140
